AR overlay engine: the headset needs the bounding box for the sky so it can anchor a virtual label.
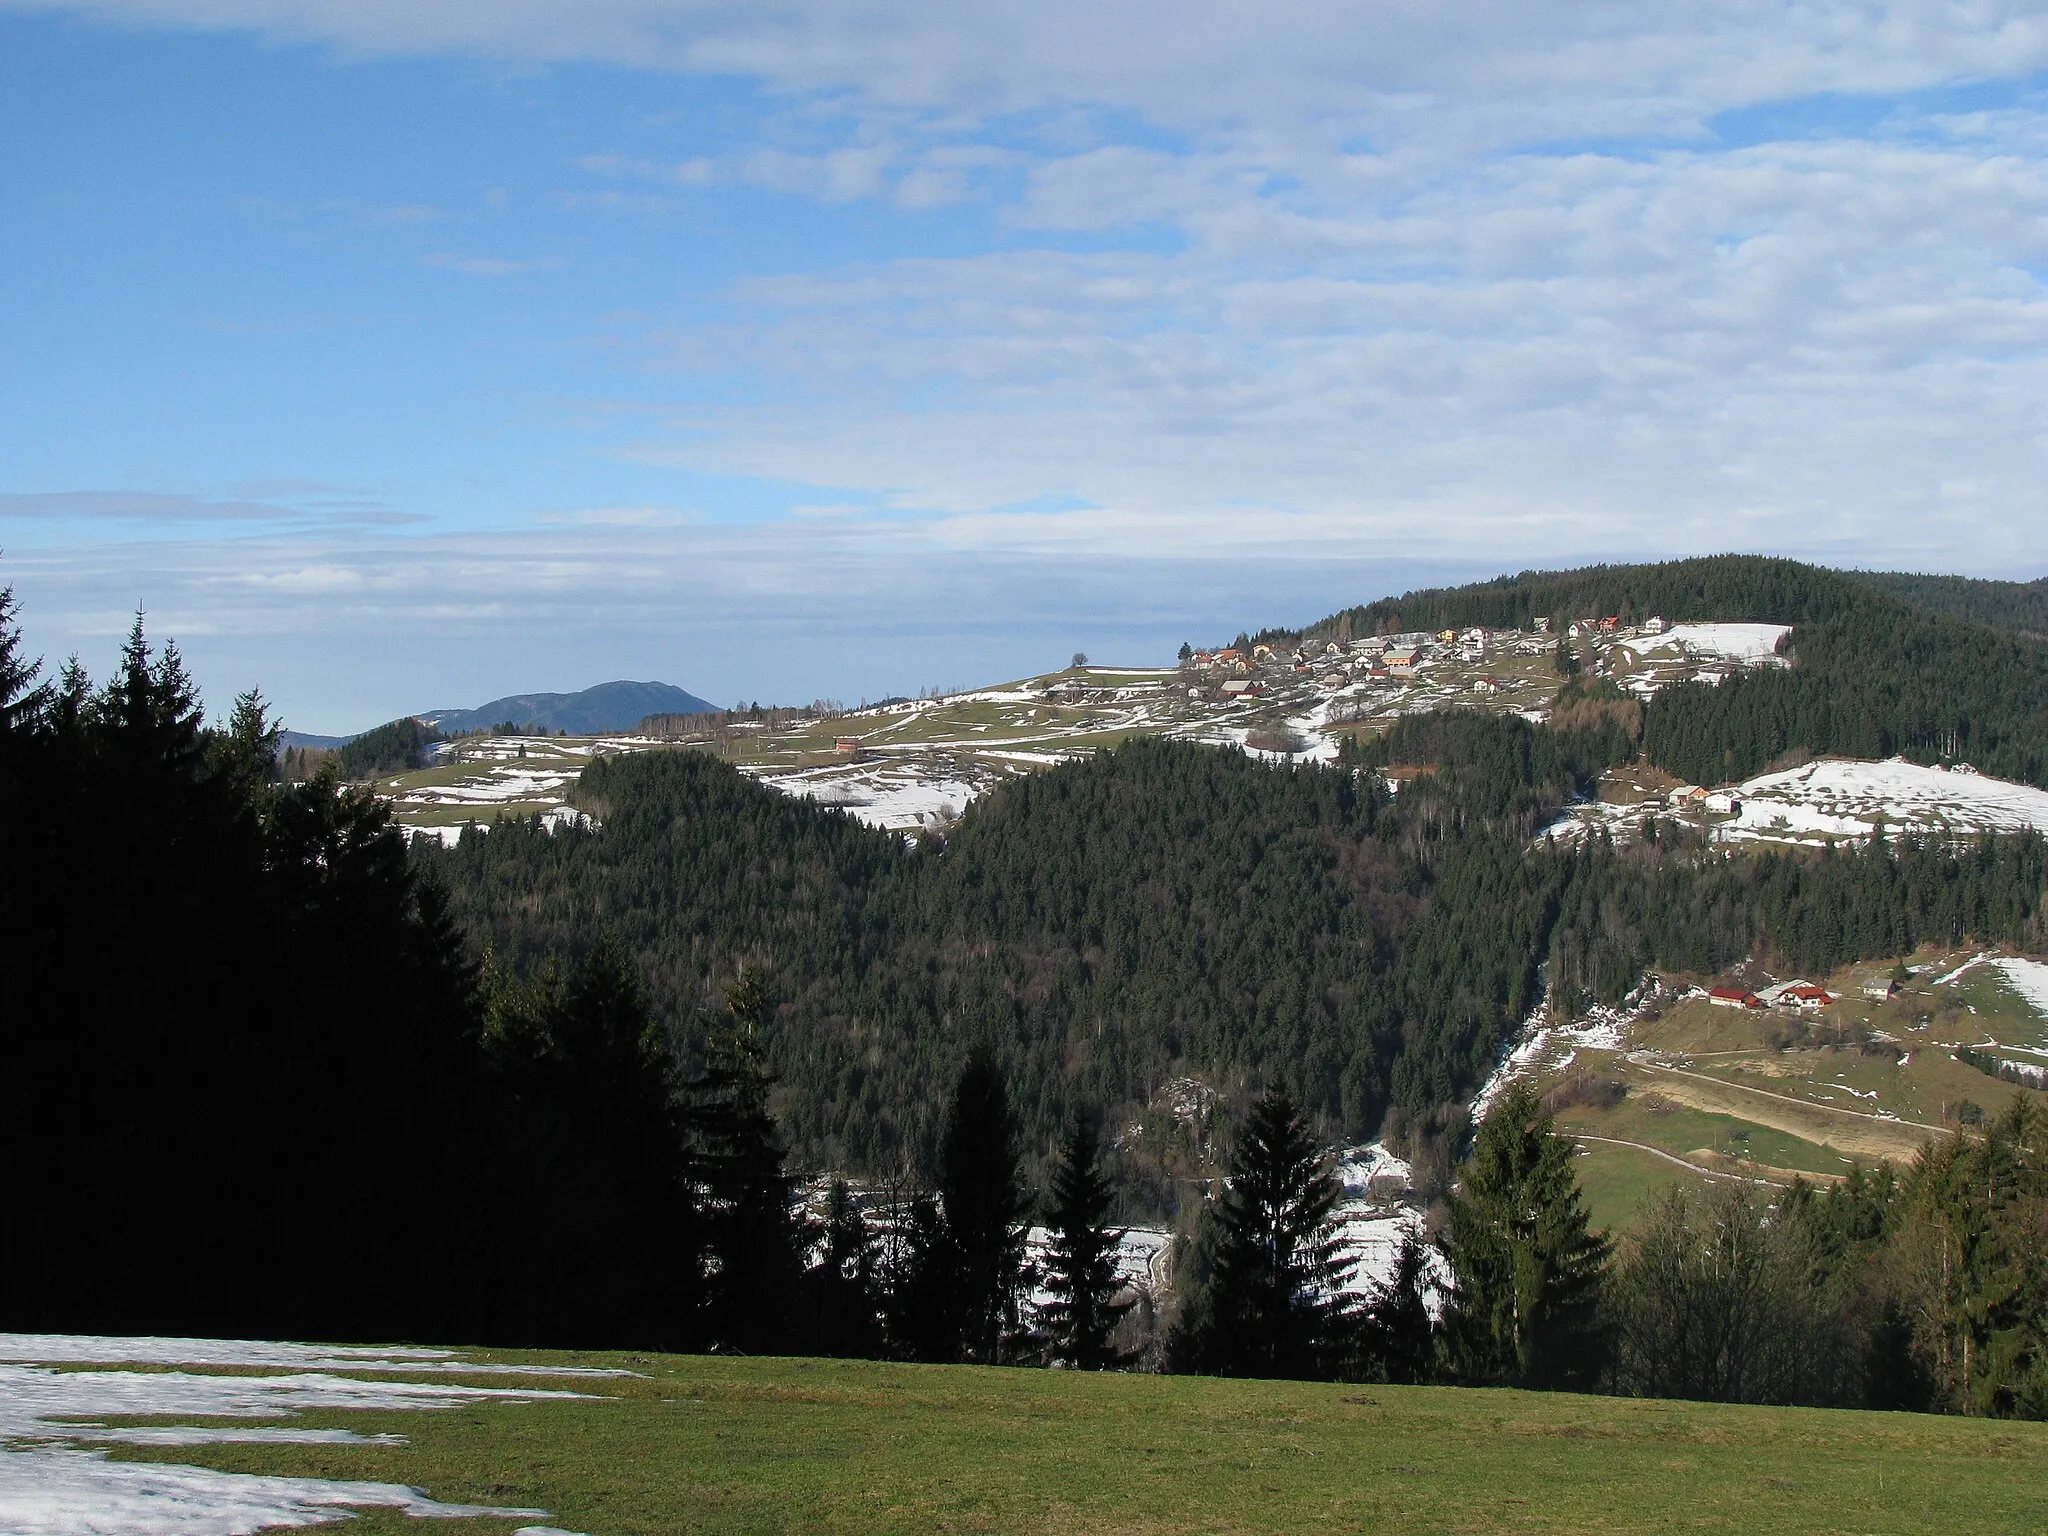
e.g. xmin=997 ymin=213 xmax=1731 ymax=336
xmin=3 ymin=2 xmax=2046 ymax=732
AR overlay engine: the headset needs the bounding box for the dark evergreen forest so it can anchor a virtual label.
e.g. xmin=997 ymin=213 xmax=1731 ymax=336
xmin=333 ymin=715 xmax=442 ymax=778
xmin=0 ymin=596 xmax=697 ymax=1345
xmin=1851 ymin=570 xmax=2048 ymax=644
xmin=423 ymin=722 xmax=2048 ymax=1187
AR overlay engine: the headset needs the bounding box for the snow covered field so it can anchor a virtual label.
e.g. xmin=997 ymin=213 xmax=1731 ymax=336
xmin=758 ymin=757 xmax=1011 ymax=833
xmin=1989 ymin=958 xmax=2048 ymax=1018
xmin=1541 ymin=756 xmax=2048 ymax=851
xmin=1721 ymin=758 xmax=2048 ymax=845
xmin=1654 ymin=623 xmax=1791 ymax=662
xmin=0 ymin=1335 xmax=613 ymax=1535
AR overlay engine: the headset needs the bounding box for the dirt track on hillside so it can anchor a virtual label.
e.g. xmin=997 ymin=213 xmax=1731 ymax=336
xmin=1625 ymin=1062 xmax=1944 ymax=1164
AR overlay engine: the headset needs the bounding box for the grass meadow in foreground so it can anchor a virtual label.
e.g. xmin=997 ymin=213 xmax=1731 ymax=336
xmin=105 ymin=1351 xmax=2046 ymax=1535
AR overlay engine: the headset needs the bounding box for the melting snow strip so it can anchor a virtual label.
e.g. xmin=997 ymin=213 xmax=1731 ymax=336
xmin=0 ymin=1337 xmax=611 ymax=1536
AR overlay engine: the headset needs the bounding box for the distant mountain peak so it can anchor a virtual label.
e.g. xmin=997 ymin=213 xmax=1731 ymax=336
xmin=419 ymin=680 xmax=718 ymax=736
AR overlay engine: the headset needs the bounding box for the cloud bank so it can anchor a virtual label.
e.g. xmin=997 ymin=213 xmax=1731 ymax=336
xmin=5 ymin=1 xmax=2045 ymax=720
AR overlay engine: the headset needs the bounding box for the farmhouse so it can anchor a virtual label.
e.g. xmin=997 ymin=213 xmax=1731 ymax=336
xmin=1777 ymin=982 xmax=1834 ymax=1010
xmin=1709 ymin=986 xmax=1763 ymax=1009
xmin=1863 ymin=977 xmax=1901 ymax=1001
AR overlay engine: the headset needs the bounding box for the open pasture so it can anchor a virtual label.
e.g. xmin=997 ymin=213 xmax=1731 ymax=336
xmin=36 ymin=1347 xmax=2048 ymax=1536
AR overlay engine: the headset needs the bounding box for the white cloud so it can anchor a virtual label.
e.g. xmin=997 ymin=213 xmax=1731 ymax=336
xmin=8 ymin=0 xmax=2048 ymax=581
xmin=15 ymin=3 xmax=2048 ymax=143
xmin=0 ymin=489 xmax=421 ymax=533
xmin=598 ymin=121 xmax=2048 ymax=570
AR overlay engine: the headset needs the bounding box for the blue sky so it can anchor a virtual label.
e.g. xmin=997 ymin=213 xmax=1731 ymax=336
xmin=3 ymin=2 xmax=2046 ymax=731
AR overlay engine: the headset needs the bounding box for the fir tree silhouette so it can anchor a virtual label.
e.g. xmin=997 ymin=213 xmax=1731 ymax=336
xmin=1039 ymin=1118 xmax=1133 ymax=1369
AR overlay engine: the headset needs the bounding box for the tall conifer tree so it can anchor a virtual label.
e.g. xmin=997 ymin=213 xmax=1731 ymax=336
xmin=690 ymin=966 xmax=807 ymax=1354
xmin=1361 ymin=1228 xmax=1438 ymax=1384
xmin=1177 ymin=1089 xmax=1355 ymax=1379
xmin=1438 ymin=1081 xmax=1612 ymax=1389
xmin=1039 ymin=1119 xmax=1132 ymax=1369
xmin=802 ymin=1179 xmax=883 ymax=1358
xmin=940 ymin=1050 xmax=1032 ymax=1363
xmin=884 ymin=1192 xmax=961 ymax=1363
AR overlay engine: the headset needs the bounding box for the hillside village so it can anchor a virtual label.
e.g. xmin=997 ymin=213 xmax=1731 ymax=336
xmin=377 ymin=606 xmax=2048 ymax=858
xmin=378 ymin=612 xmax=1810 ymax=843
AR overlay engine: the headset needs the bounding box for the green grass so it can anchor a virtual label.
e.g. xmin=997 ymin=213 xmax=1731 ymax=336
xmin=103 ymin=1353 xmax=2048 ymax=1535
xmin=1568 ymin=1139 xmax=1724 ymax=1231
xmin=1559 ymin=1089 xmax=1855 ymax=1180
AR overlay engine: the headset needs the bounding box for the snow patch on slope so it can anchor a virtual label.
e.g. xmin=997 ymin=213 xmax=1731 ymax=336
xmin=1720 ymin=758 xmax=2048 ymax=844
xmin=0 ymin=1454 xmax=547 ymax=1536
xmin=1989 ymin=957 xmax=2048 ymax=1017
xmin=1659 ymin=623 xmax=1791 ymax=661
xmin=0 ymin=1336 xmax=611 ymax=1536
xmin=1471 ymin=981 xmax=1646 ymax=1123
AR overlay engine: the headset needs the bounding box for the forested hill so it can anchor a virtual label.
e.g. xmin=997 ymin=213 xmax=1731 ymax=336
xmin=421 ymin=728 xmax=2048 ymax=1190
xmin=1296 ymin=555 xmax=2048 ymax=791
xmin=1849 ymin=571 xmax=2048 ymax=644
xmin=1300 ymin=555 xmax=1863 ymax=639
xmin=1299 ymin=555 xmax=2045 ymax=645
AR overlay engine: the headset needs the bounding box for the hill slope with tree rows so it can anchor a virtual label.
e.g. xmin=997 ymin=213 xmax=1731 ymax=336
xmin=424 ymin=723 xmax=2048 ymax=1187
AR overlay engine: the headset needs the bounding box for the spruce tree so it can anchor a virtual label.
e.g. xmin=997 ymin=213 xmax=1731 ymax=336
xmin=1039 ymin=1119 xmax=1133 ymax=1369
xmin=1179 ymin=1089 xmax=1354 ymax=1379
xmin=690 ymin=967 xmax=807 ymax=1354
xmin=802 ymin=1179 xmax=883 ymax=1358
xmin=0 ymin=585 xmax=46 ymax=735
xmin=1438 ymin=1081 xmax=1612 ymax=1389
xmin=939 ymin=1050 xmax=1032 ymax=1363
xmin=1361 ymin=1228 xmax=1437 ymax=1384
xmin=883 ymin=1192 xmax=962 ymax=1363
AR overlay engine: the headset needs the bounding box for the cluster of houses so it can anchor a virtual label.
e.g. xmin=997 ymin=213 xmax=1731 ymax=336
xmin=1185 ymin=625 xmax=1544 ymax=696
xmin=1563 ymin=615 xmax=1669 ymax=640
xmin=1707 ymin=980 xmax=1836 ymax=1011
